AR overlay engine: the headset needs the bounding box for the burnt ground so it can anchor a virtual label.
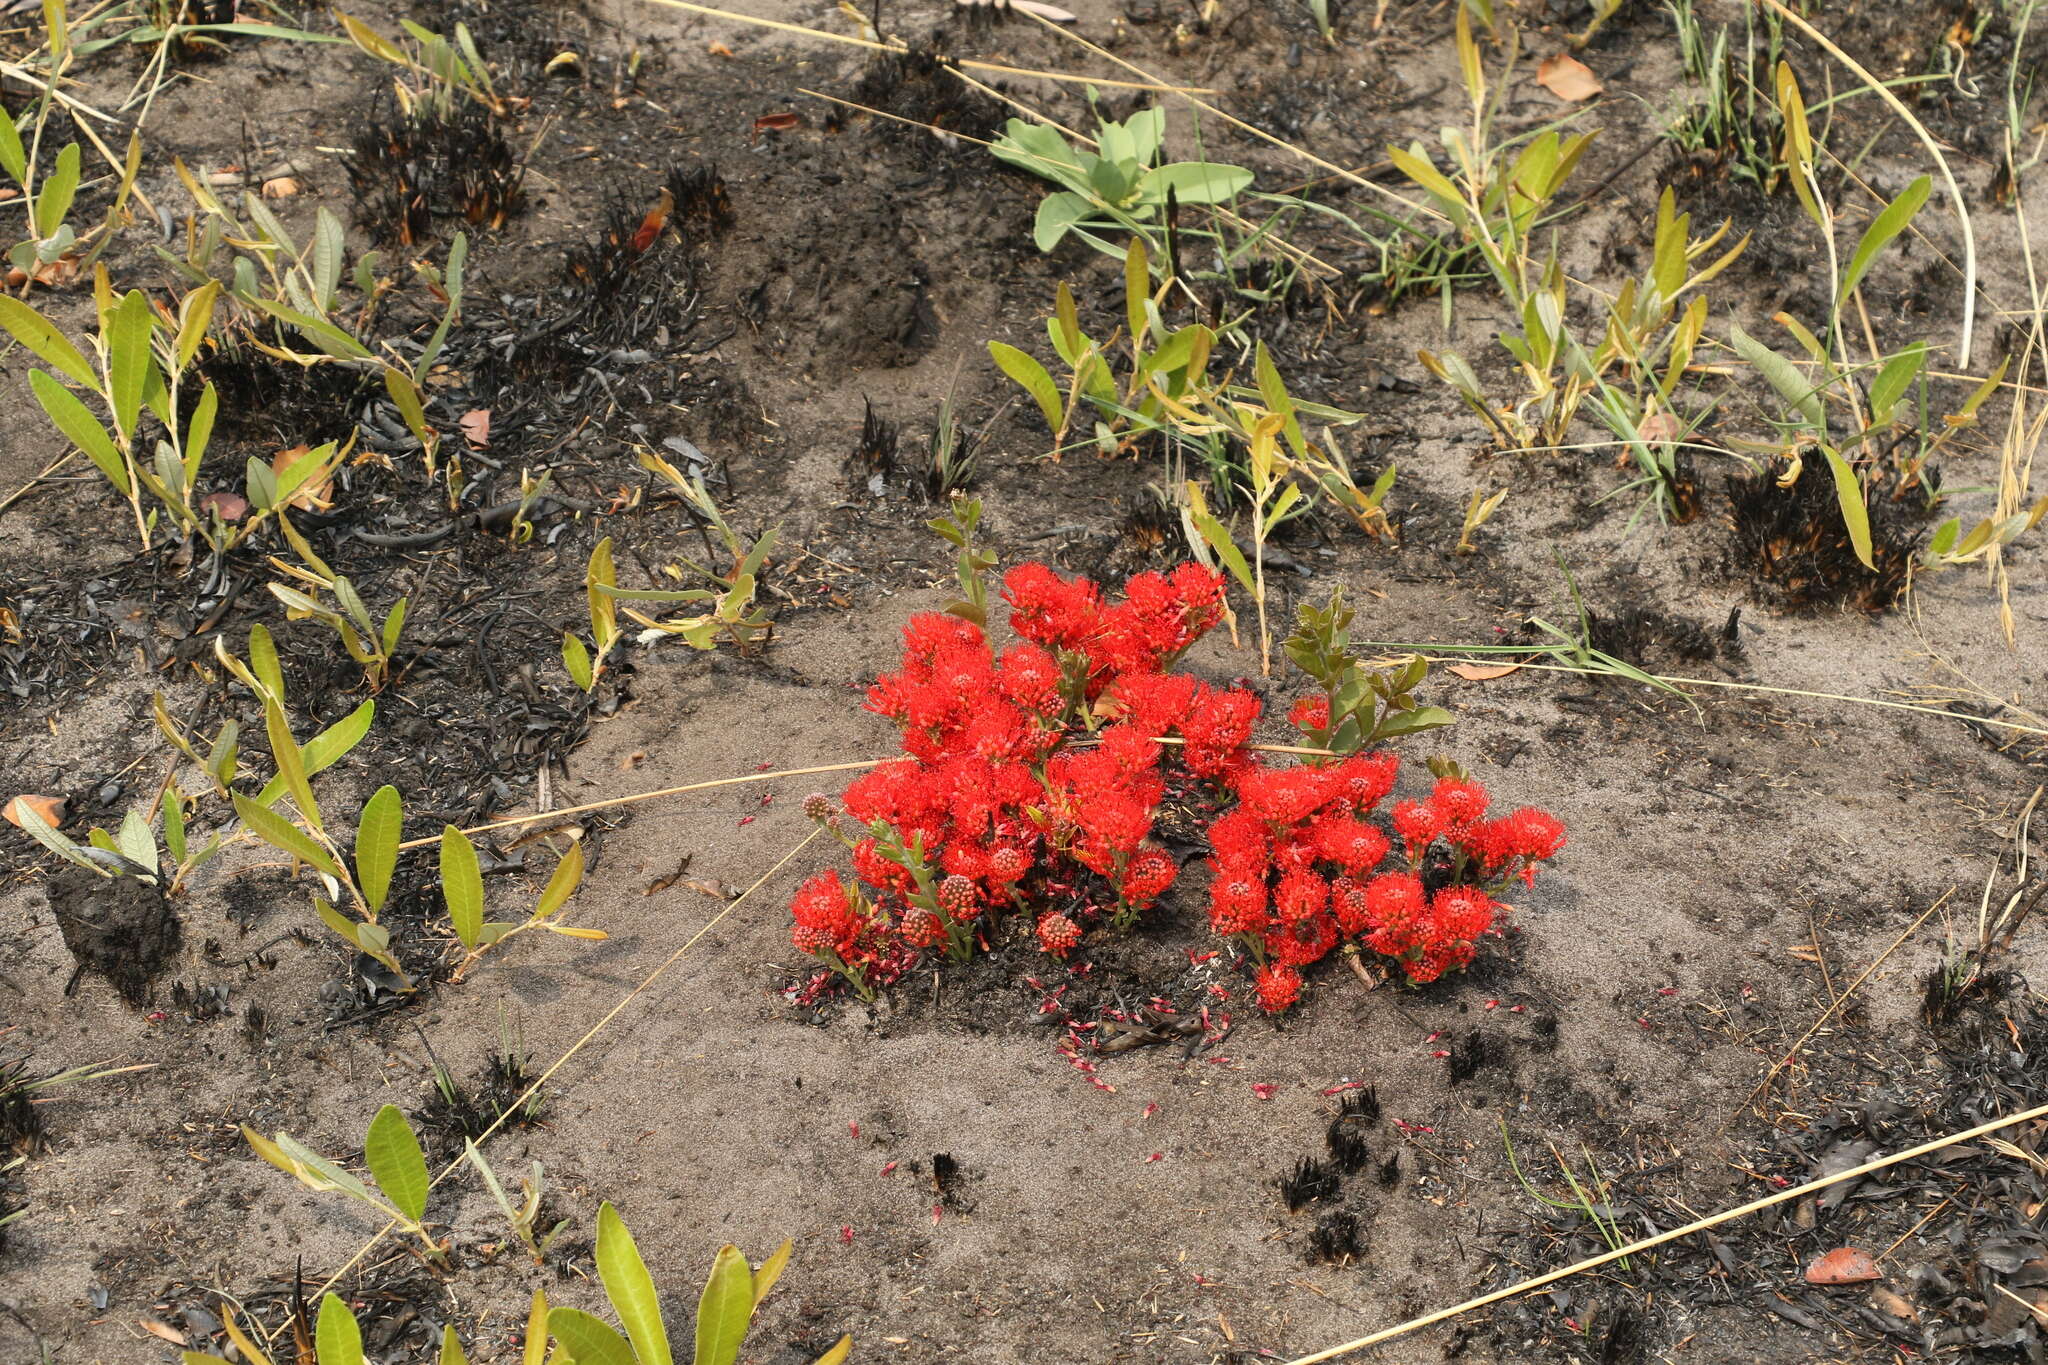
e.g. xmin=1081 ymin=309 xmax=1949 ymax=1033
xmin=3 ymin=0 xmax=2048 ymax=1361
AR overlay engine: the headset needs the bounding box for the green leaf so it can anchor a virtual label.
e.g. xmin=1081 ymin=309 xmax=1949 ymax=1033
xmin=1867 ymin=344 xmax=1927 ymax=429
xmin=1728 ymin=322 xmax=1825 ymax=433
xmin=563 ymin=631 xmax=594 ymax=690
xmin=383 ymin=366 xmax=433 ymax=449
xmin=1371 ymin=705 xmax=1455 ymax=740
xmin=1032 ymin=192 xmax=1092 ymax=252
xmin=185 ymin=382 xmax=219 ymax=484
xmin=355 ymin=785 xmax=402 ymax=913
xmin=988 ymin=342 xmax=1063 ymax=436
xmin=439 ymin=825 xmax=484 ymax=950
xmin=250 ymin=298 xmax=375 ymax=362
xmin=117 ymin=807 xmax=158 ymax=874
xmin=29 ymin=369 xmax=128 ymax=494
xmin=162 ymin=785 xmax=187 ymax=864
xmin=546 ymin=1310 xmax=637 ymax=1365
xmin=810 ymin=1338 xmax=853 ymax=1365
xmin=107 ymin=289 xmax=154 ymax=444
xmin=1253 ymin=342 xmax=1305 ymax=457
xmin=752 ymin=1240 xmax=793 ymax=1310
xmin=1188 ymin=502 xmax=1254 ymax=594
xmin=255 ymin=700 xmax=374 ymax=807
xmin=597 ymin=1202 xmax=673 ymax=1365
xmin=9 ymin=798 xmax=104 ymax=874
xmin=1838 ymin=175 xmax=1930 ymax=308
xmin=264 ymin=695 xmax=322 ymax=832
xmin=1139 ymin=161 xmax=1253 ymax=205
xmin=0 ymin=297 xmax=98 ymax=389
xmin=381 ymin=598 xmax=408 ymax=658
xmin=175 ymin=280 xmax=221 ymax=376
xmin=315 ymin=1293 xmax=366 ymax=1365
xmin=437 ymin=1324 xmax=467 ymax=1365
xmin=535 ymin=839 xmax=585 ymax=918
xmin=1820 ymin=446 xmax=1876 ymax=571
xmin=696 ymin=1245 xmax=755 ymax=1365
xmin=1124 ymin=238 xmax=1149 ymax=347
xmin=0 ymin=108 xmax=23 ymax=184
xmin=363 ymin=1104 xmax=430 ymax=1225
xmin=248 ymin=623 xmax=285 ymax=702
xmin=232 ymin=790 xmax=342 ymax=880
xmin=32 ymin=141 xmax=79 ymax=240
xmin=312 ymin=208 xmax=345 ymax=312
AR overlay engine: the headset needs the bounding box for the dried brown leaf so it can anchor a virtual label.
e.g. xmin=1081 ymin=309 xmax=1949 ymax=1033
xmin=1536 ymin=52 xmax=1603 ymax=102
xmin=1447 ymin=663 xmax=1522 ymax=681
xmin=1806 ymin=1246 xmax=1881 ymax=1285
xmin=3 ymin=794 xmax=66 ymax=829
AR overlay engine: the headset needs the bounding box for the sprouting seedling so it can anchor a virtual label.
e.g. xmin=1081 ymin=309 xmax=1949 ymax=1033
xmin=564 ymin=537 xmax=623 ymax=692
xmin=464 ymin=1139 xmax=569 ymax=1265
xmin=1283 ymin=589 xmax=1454 ymax=753
xmin=928 ymin=494 xmax=998 ymax=627
xmin=1526 ymin=557 xmax=1696 ymax=711
xmin=243 ymin=1104 xmax=446 ymax=1265
xmin=1456 ymin=486 xmax=1507 ymax=555
xmin=989 ymin=105 xmax=1252 ymax=262
xmin=607 ymin=451 xmax=779 ymax=654
xmin=268 ymin=567 xmax=410 ymax=691
xmin=547 ymin=1202 xmax=851 ymax=1365
xmin=1501 ymin=1118 xmax=1631 ymax=1270
xmin=441 ymin=823 xmax=603 ymax=980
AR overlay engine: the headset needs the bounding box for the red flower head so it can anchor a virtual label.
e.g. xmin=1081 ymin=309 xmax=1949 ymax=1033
xmin=1288 ymin=695 xmax=1331 ymax=733
xmin=1274 ymin=870 xmax=1330 ymax=924
xmin=899 ymin=907 xmax=948 ymax=949
xmin=1266 ymin=912 xmax=1339 ymax=967
xmin=1364 ymin=872 xmax=1426 ymax=931
xmin=850 ymin=837 xmax=914 ymax=897
xmin=1328 ymin=751 xmax=1400 ymax=813
xmin=790 ymin=870 xmax=862 ymax=956
xmin=1425 ymin=776 xmax=1490 ymax=832
xmin=1430 ymin=885 xmax=1494 ymax=942
xmin=1207 ymin=810 xmax=1271 ymax=868
xmin=1310 ymin=815 xmax=1391 ymax=876
xmin=1237 ymin=764 xmax=1330 ymax=826
xmin=1505 ymin=807 xmax=1567 ymax=861
xmin=1330 ymin=876 xmax=1372 ymax=934
xmin=1121 ymin=849 xmax=1177 ymax=906
xmin=988 ymin=844 xmax=1030 ymax=886
xmin=1004 ymin=564 xmax=1102 ymax=652
xmin=1391 ymin=799 xmax=1443 ymax=856
xmin=1208 ymin=859 xmax=1269 ymax=936
xmin=997 ymin=642 xmax=1064 ymax=717
xmin=938 ymin=874 xmax=981 ymax=922
xmin=1036 ymin=911 xmax=1082 ymax=957
xmin=1255 ymin=962 xmax=1303 ymax=1014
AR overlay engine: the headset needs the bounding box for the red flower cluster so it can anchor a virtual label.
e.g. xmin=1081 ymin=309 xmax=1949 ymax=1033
xmin=786 ymin=560 xmax=1568 ymax=1017
xmin=1207 ymin=756 xmax=1566 ymax=997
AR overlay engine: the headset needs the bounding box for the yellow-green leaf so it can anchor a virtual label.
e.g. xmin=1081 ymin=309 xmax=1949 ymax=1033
xmin=695 ymin=1245 xmax=755 ymax=1365
xmin=439 ymin=825 xmax=484 ymax=950
xmin=364 ymin=1104 xmax=430 ymax=1225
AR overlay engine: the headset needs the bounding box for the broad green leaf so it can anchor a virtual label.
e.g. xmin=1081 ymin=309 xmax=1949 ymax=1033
xmin=250 ymin=298 xmax=375 ymax=362
xmin=162 ymin=785 xmax=187 ymax=864
xmin=1838 ymin=175 xmax=1930 ymax=307
xmin=586 ymin=537 xmax=618 ymax=652
xmin=381 ymin=598 xmax=407 ymax=658
xmin=1124 ymin=239 xmax=1148 ymax=347
xmin=0 ymin=108 xmax=23 ymax=184
xmin=597 ymin=1202 xmax=673 ymax=1365
xmin=270 ymin=1132 xmax=379 ymax=1206
xmin=315 ymin=897 xmax=366 ymax=950
xmin=117 ymin=807 xmax=157 ymax=874
xmin=29 ymin=369 xmax=128 ymax=494
xmin=752 ymin=1239 xmax=793 ymax=1310
xmin=232 ymin=790 xmax=342 ymax=880
xmin=1373 ymin=705 xmax=1455 ymax=740
xmin=355 ymin=784 xmax=402 ymax=913
xmin=1776 ymin=62 xmax=1824 ymax=231
xmin=1253 ymin=342 xmax=1305 ymax=457
xmin=107 ymin=290 xmax=153 ymax=444
xmin=32 ymin=141 xmax=79 ymax=239
xmin=0 ymin=297 xmax=98 ymax=388
xmin=1867 ymin=345 xmax=1926 ymax=429
xmin=1032 ymin=192 xmax=1092 ymax=252
xmin=1820 ymin=446 xmax=1876 ymax=571
xmin=185 ymin=382 xmax=219 ymax=484
xmin=438 ymin=1324 xmax=467 ymax=1365
xmin=313 ymin=209 xmax=345 ymax=312
xmin=256 ymin=700 xmax=374 ymax=807
xmin=363 ymin=1104 xmax=430 ymax=1225
xmin=535 ymin=839 xmax=585 ymax=919
xmin=10 ymin=799 xmax=103 ymax=873
xmin=695 ymin=1245 xmax=755 ymax=1365
xmin=383 ymin=367 xmax=433 ymax=449
xmin=264 ymin=695 xmax=323 ymax=832
xmin=546 ymin=1310 xmax=636 ymax=1365
xmin=563 ymin=631 xmax=594 ymax=690
xmin=1140 ymin=161 xmax=1253 ymax=205
xmin=248 ymin=623 xmax=285 ymax=702
xmin=175 ymin=280 xmax=221 ymax=376
xmin=316 ymin=1293 xmax=366 ymax=1365
xmin=988 ymin=342 xmax=1063 ymax=436
xmin=1728 ymin=322 xmax=1824 ymax=433
xmin=1188 ymin=503 xmax=1254 ymax=594
xmin=439 ymin=826 xmax=484 ymax=950
xmin=524 ymin=1291 xmax=550 ymax=1365
xmin=810 ymin=1338 xmax=853 ymax=1365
